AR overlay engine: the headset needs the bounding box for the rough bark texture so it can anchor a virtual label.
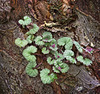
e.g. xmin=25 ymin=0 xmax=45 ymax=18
xmin=74 ymin=0 xmax=100 ymax=23
xmin=0 ymin=0 xmax=100 ymax=94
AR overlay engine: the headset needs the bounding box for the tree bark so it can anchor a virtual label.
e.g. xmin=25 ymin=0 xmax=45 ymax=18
xmin=0 ymin=0 xmax=100 ymax=94
xmin=74 ymin=0 xmax=100 ymax=23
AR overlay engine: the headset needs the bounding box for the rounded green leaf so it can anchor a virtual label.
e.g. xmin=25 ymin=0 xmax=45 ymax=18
xmin=84 ymin=58 xmax=92 ymax=66
xmin=49 ymin=73 xmax=58 ymax=82
xmin=65 ymin=37 xmax=73 ymax=50
xmin=24 ymin=16 xmax=32 ymax=25
xmin=77 ymin=55 xmax=84 ymax=62
xmin=42 ymin=47 xmax=49 ymax=54
xmin=50 ymin=39 xmax=57 ymax=45
xmin=66 ymin=56 xmax=76 ymax=64
xmin=26 ymin=24 xmax=39 ymax=35
xmin=63 ymin=50 xmax=74 ymax=57
xmin=18 ymin=20 xmax=24 ymax=25
xmin=73 ymin=41 xmax=83 ymax=53
xmin=34 ymin=36 xmax=44 ymax=46
xmin=60 ymin=63 xmax=69 ymax=73
xmin=40 ymin=68 xmax=57 ymax=84
xmin=42 ymin=32 xmax=52 ymax=42
xmin=77 ymin=55 xmax=92 ymax=66
xmin=53 ymin=66 xmax=60 ymax=73
xmin=53 ymin=61 xmax=69 ymax=73
xmin=49 ymin=39 xmax=58 ymax=51
xmin=47 ymin=57 xmax=55 ymax=65
xmin=57 ymin=37 xmax=67 ymax=46
xmin=54 ymin=52 xmax=64 ymax=61
xmin=22 ymin=46 xmax=37 ymax=62
xmin=18 ymin=16 xmax=32 ymax=27
xmin=58 ymin=37 xmax=73 ymax=50
xmin=15 ymin=38 xmax=28 ymax=47
xmin=49 ymin=45 xmax=58 ymax=51
xmin=26 ymin=62 xmax=38 ymax=77
xmin=26 ymin=35 xmax=34 ymax=44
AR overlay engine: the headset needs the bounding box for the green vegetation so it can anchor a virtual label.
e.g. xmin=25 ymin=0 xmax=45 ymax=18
xmin=26 ymin=62 xmax=38 ymax=77
xmin=77 ymin=55 xmax=92 ymax=66
xmin=18 ymin=16 xmax=32 ymax=28
xmin=40 ymin=68 xmax=57 ymax=84
xmin=15 ymin=16 xmax=92 ymax=84
xmin=42 ymin=47 xmax=49 ymax=54
xmin=15 ymin=38 xmax=28 ymax=47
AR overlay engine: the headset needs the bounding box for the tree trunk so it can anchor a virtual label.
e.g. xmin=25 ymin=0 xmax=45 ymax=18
xmin=0 ymin=0 xmax=100 ymax=94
